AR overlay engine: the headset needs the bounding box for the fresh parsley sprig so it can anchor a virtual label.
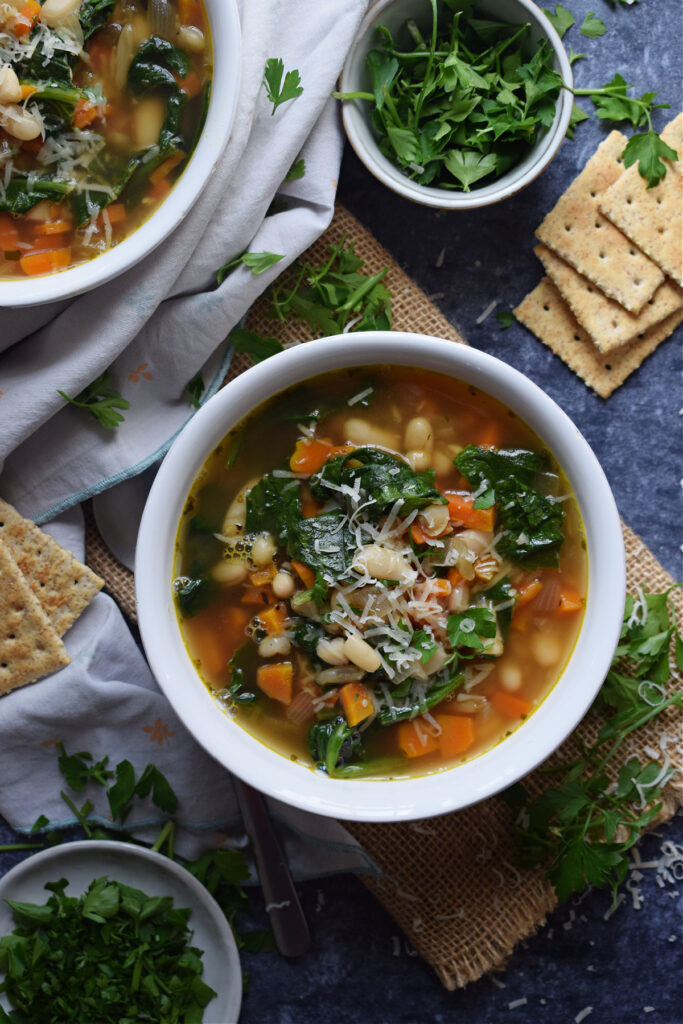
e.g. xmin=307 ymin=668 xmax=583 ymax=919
xmin=217 ymin=250 xmax=284 ymax=285
xmin=503 ymin=586 xmax=683 ymax=903
xmin=58 ymin=370 xmax=130 ymax=429
xmin=263 ymin=57 xmax=303 ymax=114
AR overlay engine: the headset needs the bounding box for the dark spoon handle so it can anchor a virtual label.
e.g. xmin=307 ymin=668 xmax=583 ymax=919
xmin=234 ymin=778 xmax=310 ymax=958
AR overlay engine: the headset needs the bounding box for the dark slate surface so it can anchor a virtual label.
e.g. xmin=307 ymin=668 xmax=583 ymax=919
xmin=1 ymin=1 xmax=682 ymax=1021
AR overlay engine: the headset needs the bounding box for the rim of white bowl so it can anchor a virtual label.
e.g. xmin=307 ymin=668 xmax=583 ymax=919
xmin=0 ymin=0 xmax=241 ymax=308
xmin=340 ymin=0 xmax=574 ymax=209
xmin=136 ymin=333 xmax=625 ymax=822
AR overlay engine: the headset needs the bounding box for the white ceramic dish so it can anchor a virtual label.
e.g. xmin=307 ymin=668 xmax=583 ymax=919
xmin=0 ymin=0 xmax=241 ymax=308
xmin=136 ymin=333 xmax=625 ymax=822
xmin=0 ymin=840 xmax=242 ymax=1023
xmin=339 ymin=0 xmax=573 ymax=209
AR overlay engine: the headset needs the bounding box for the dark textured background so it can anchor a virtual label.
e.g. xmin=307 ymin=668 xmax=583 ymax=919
xmin=1 ymin=1 xmax=682 ymax=1021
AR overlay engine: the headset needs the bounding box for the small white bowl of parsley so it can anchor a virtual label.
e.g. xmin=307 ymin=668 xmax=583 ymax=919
xmin=336 ymin=0 xmax=573 ymax=208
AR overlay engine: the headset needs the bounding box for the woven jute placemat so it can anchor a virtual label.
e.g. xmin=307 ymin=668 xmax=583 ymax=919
xmin=85 ymin=204 xmax=682 ymax=991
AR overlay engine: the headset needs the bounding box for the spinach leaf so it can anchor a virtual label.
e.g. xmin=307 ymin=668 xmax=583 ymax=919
xmin=172 ymin=575 xmax=214 ymax=618
xmin=70 ymin=153 xmax=139 ymax=225
xmin=79 ymin=0 xmax=115 ymax=40
xmin=312 ymin=447 xmax=445 ymax=517
xmin=308 ymin=717 xmax=364 ymax=775
xmin=481 ymin=577 xmax=517 ymax=636
xmin=229 ymin=643 xmax=260 ymax=704
xmin=16 ymin=43 xmax=73 ymax=84
xmin=0 ymin=177 xmax=72 ymax=215
xmin=292 ymin=619 xmax=326 ymax=653
xmin=455 ymin=445 xmax=566 ymax=568
xmin=376 ymin=671 xmax=464 ymax=725
xmin=291 ymin=510 xmax=356 ymax=582
xmin=245 ymin=472 xmax=301 ymax=546
xmin=127 ymin=36 xmax=190 ymax=150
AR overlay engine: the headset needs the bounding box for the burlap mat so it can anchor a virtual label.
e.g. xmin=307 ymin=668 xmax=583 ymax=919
xmin=85 ymin=204 xmax=683 ymax=990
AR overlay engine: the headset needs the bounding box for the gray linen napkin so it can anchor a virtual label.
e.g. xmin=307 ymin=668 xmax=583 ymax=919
xmin=0 ymin=508 xmax=378 ymax=880
xmin=0 ymin=0 xmax=367 ymax=523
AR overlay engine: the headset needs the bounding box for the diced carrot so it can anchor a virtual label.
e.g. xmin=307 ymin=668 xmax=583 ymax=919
xmin=187 ymin=612 xmax=232 ymax=677
xmin=491 ymin=692 xmax=533 ymax=719
xmin=34 ymin=219 xmax=73 ymax=236
xmin=257 ymin=662 xmax=293 ymax=705
xmin=20 ymin=83 xmax=37 ymax=99
xmin=514 ymin=575 xmax=543 ymax=608
xmin=0 ymin=213 xmax=19 ymax=250
xmin=328 ymin=444 xmax=354 ymax=458
xmin=289 ymin=438 xmax=332 ymax=475
xmin=260 ymin=603 xmax=287 ymax=634
xmin=447 ymin=567 xmax=464 ymax=588
xmin=19 ymin=248 xmax=71 ymax=276
xmin=179 ymin=0 xmax=203 ymax=27
xmin=103 ymin=203 xmax=126 ymax=224
xmin=177 ymin=69 xmax=201 ymax=98
xmin=340 ymin=682 xmax=374 ymax=727
xmin=291 ymin=560 xmax=316 ymax=589
xmin=240 ymin=587 xmax=269 ymax=606
xmin=148 ymin=178 xmax=171 ymax=202
xmin=397 ymin=720 xmax=439 ymax=759
xmin=431 ymin=577 xmax=452 ymax=598
xmin=409 ymin=520 xmax=428 ymax=546
xmin=73 ymin=97 xmax=98 ymax=129
xmin=445 ymin=492 xmax=495 ymax=532
xmin=555 ymin=585 xmax=584 ymax=613
xmin=14 ymin=0 xmax=40 ymax=36
xmin=434 ymin=714 xmax=475 ymax=758
xmin=301 ymin=494 xmax=322 ymax=518
xmin=149 ymin=151 xmax=185 ymax=185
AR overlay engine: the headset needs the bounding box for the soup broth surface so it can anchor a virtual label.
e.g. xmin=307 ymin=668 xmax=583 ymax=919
xmin=0 ymin=0 xmax=211 ymax=277
xmin=174 ymin=366 xmax=587 ymax=780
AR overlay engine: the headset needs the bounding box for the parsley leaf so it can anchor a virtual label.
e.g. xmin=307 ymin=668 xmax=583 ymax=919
xmin=566 ymin=100 xmax=589 ymax=138
xmin=447 ymin=608 xmax=498 ymax=655
xmin=217 ymin=250 xmax=284 ymax=284
xmin=283 ymin=157 xmax=306 ymax=182
xmin=543 ymin=3 xmax=575 ymax=38
xmin=412 ymin=628 xmax=438 ymax=664
xmin=58 ymin=370 xmax=130 ymax=429
xmin=263 ymin=57 xmax=303 ymax=114
xmin=496 ymin=311 xmax=515 ymax=329
xmin=580 ymin=11 xmax=607 ymax=37
xmin=568 ymin=46 xmax=586 ymax=66
xmin=229 ymin=327 xmax=284 ymax=363
xmin=186 ymin=371 xmax=204 ymax=408
xmin=622 ymin=130 xmax=678 ymax=188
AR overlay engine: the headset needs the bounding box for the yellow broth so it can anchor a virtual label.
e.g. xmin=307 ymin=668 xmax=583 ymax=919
xmin=0 ymin=0 xmax=211 ymax=278
xmin=175 ymin=366 xmax=587 ymax=779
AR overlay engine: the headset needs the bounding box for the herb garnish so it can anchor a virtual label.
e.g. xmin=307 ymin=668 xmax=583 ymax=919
xmin=579 ymin=11 xmax=607 ymax=37
xmin=0 ymin=877 xmax=217 ymax=1023
xmin=186 ymin=372 xmax=205 ymax=409
xmin=216 ymin=250 xmax=284 ymax=285
xmin=503 ymin=586 xmax=683 ymax=903
xmin=284 ymin=157 xmax=306 ymax=182
xmin=57 ymin=370 xmax=130 ymax=429
xmin=263 ymin=57 xmax=303 ymax=114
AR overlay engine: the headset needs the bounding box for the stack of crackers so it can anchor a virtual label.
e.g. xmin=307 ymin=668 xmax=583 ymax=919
xmin=515 ymin=114 xmax=683 ymax=398
xmin=0 ymin=499 xmax=103 ymax=696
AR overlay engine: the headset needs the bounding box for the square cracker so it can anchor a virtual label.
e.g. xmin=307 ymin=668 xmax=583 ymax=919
xmin=514 ymin=277 xmax=683 ymax=398
xmin=598 ymin=117 xmax=683 ymax=287
xmin=0 ymin=538 xmax=70 ymax=695
xmin=534 ymin=244 xmax=683 ymax=353
xmin=535 ymin=132 xmax=664 ymax=313
xmin=0 ymin=498 xmax=103 ymax=636
xmin=661 ymin=112 xmax=683 ymax=168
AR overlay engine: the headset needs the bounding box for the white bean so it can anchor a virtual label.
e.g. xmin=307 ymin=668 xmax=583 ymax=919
xmin=221 ymin=477 xmax=259 ymax=535
xmin=258 ymin=635 xmax=291 ymax=658
xmin=353 ymin=544 xmax=412 ymax=582
xmin=456 ymin=529 xmax=492 ymax=556
xmin=404 ymin=416 xmax=433 ymax=452
xmin=423 ymin=645 xmax=448 ymax=676
xmin=176 ymin=24 xmax=205 ymax=51
xmin=40 ymin=0 xmax=81 ymax=26
xmin=316 ymin=665 xmax=363 ymax=686
xmin=343 ymin=634 xmax=381 ymax=673
xmin=0 ymin=65 xmax=21 ymax=104
xmin=419 ymin=503 xmax=450 ymax=536
xmin=499 ymin=663 xmax=522 ymax=691
xmin=449 ymin=581 xmax=470 ymax=612
xmin=133 ymin=96 xmax=166 ymax=148
xmin=344 ymin=417 xmax=399 ymax=450
xmin=0 ymin=104 xmax=42 ymax=140
xmin=406 ymin=449 xmax=431 ymax=472
xmin=432 ymin=450 xmax=454 ymax=477
xmin=316 ymin=637 xmax=348 ymax=665
xmin=212 ymin=560 xmax=247 ymax=585
xmin=272 ymin=571 xmax=294 ymax=599
xmin=531 ymin=633 xmax=561 ymax=667
xmin=252 ymin=532 xmax=276 ymax=566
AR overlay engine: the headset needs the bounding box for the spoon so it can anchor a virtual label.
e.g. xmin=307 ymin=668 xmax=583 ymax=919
xmin=233 ymin=778 xmax=310 ymax=958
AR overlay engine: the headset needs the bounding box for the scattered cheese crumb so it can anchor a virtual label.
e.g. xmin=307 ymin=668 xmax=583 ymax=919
xmin=574 ymin=1008 xmax=593 ymax=1024
xmin=391 ymin=935 xmax=401 ymax=957
xmin=435 ymin=247 xmax=445 ymax=268
xmin=507 ymin=998 xmax=527 ymax=1010
xmin=476 ymin=298 xmax=498 ymax=324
